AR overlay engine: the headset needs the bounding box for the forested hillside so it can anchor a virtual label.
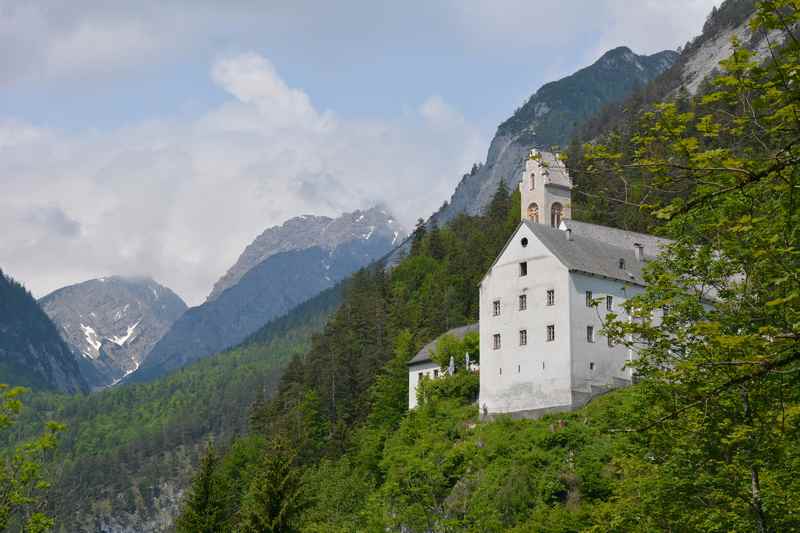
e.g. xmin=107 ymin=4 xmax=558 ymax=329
xmin=5 ymin=284 xmax=343 ymax=532
xmin=0 ymin=270 xmax=87 ymax=394
xmin=173 ymin=2 xmax=800 ymax=532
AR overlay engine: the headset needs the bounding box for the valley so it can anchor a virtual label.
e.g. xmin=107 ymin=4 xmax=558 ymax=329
xmin=2 ymin=1 xmax=799 ymax=531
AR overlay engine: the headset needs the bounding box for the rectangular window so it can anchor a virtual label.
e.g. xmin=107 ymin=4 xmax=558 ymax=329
xmin=418 ymin=372 xmax=423 ymax=381
xmin=586 ymin=290 xmax=593 ymax=307
xmin=546 ymin=289 xmax=555 ymax=306
xmin=519 ymin=329 xmax=528 ymax=346
xmin=607 ymin=335 xmax=614 ymax=348
xmin=493 ymin=333 xmax=501 ymax=350
xmin=517 ymin=364 xmax=521 ymax=373
xmin=493 ymin=300 xmax=501 ymax=317
xmin=546 ymin=325 xmax=555 ymax=342
xmin=519 ymin=294 xmax=527 ymax=311
xmin=433 ymin=369 xmax=439 ymax=378
xmin=606 ymin=295 xmax=613 ymax=311
xmin=589 ymin=362 xmax=595 ymax=371
xmin=587 ymin=325 xmax=595 ymax=343
xmin=519 ymin=262 xmax=528 ymax=277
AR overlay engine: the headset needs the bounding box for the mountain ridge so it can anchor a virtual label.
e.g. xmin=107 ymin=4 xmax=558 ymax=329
xmin=207 ymin=206 xmax=404 ymax=302
xmin=129 ymin=207 xmax=404 ymax=383
xmin=40 ymin=276 xmax=187 ymax=389
xmin=397 ymin=46 xmax=678 ymax=244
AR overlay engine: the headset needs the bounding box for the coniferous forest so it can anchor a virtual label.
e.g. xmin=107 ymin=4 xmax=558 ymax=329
xmin=2 ymin=1 xmax=800 ymax=532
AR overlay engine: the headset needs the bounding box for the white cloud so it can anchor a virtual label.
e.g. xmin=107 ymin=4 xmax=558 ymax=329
xmin=0 ymin=53 xmax=484 ymax=305
xmin=0 ymin=0 xmax=725 ymax=306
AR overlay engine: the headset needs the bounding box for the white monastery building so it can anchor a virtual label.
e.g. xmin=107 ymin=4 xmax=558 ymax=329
xmin=408 ymin=150 xmax=670 ymax=418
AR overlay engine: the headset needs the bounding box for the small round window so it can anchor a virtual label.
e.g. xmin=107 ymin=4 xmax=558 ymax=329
xmin=521 ymin=237 xmax=529 ymax=247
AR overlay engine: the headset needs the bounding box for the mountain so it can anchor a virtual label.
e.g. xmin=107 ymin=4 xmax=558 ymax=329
xmin=39 ymin=276 xmax=187 ymax=389
xmin=431 ymin=47 xmax=678 ymax=226
xmin=578 ymin=1 xmax=770 ymax=143
xmin=207 ymin=207 xmax=405 ymax=302
xmin=569 ymin=0 xmax=773 ymax=232
xmin=128 ymin=208 xmax=405 ymax=382
xmin=18 ymin=283 xmax=343 ymax=533
xmin=0 ymin=270 xmax=87 ymax=393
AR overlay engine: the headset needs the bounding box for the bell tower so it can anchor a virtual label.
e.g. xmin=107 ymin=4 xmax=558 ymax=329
xmin=519 ymin=149 xmax=572 ymax=227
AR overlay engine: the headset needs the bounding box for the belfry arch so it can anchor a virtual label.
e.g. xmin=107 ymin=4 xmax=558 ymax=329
xmin=550 ymin=202 xmax=563 ymax=228
xmin=527 ymin=203 xmax=539 ymax=223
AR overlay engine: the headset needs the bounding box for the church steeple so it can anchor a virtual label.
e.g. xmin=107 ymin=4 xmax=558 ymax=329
xmin=519 ymin=149 xmax=572 ymax=227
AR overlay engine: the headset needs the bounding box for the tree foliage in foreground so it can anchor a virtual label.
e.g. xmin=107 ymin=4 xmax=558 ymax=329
xmin=584 ymin=2 xmax=800 ymax=530
xmin=0 ymin=385 xmax=62 ymax=532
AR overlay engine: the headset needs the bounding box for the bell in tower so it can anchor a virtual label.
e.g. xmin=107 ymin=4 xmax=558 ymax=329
xmin=519 ymin=149 xmax=572 ymax=227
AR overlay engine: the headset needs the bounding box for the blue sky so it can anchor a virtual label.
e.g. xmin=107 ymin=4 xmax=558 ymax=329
xmin=0 ymin=0 xmax=718 ymax=304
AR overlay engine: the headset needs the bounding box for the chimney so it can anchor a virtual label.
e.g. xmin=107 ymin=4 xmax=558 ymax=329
xmin=634 ymin=243 xmax=644 ymax=262
xmin=566 ymin=228 xmax=573 ymax=241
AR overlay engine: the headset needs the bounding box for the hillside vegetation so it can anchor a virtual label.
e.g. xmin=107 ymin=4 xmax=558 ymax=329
xmin=174 ymin=2 xmax=800 ymax=532
xmin=2 ymin=285 xmax=342 ymax=531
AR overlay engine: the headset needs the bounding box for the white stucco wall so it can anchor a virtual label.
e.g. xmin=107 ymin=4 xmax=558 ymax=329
xmin=568 ymin=272 xmax=641 ymax=392
xmin=479 ymin=223 xmax=573 ymax=416
xmin=408 ymin=361 xmax=440 ymax=409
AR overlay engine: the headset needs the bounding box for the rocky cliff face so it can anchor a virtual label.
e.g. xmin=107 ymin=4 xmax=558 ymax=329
xmin=207 ymin=207 xmax=404 ymax=302
xmin=671 ymin=0 xmax=778 ymax=96
xmin=128 ymin=207 xmax=405 ymax=383
xmin=39 ymin=277 xmax=187 ymax=389
xmin=0 ymin=270 xmax=87 ymax=393
xmin=431 ymin=47 xmax=678 ymax=227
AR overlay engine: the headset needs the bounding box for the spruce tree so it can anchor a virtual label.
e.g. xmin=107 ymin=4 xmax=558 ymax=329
xmin=236 ymin=443 xmax=304 ymax=533
xmin=175 ymin=444 xmax=224 ymax=533
xmin=486 ymin=180 xmax=511 ymax=224
xmin=426 ymin=223 xmax=446 ymax=260
xmin=410 ymin=218 xmax=427 ymax=256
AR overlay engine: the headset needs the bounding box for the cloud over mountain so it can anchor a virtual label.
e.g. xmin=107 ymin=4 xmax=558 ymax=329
xmin=0 ymin=52 xmax=483 ymax=304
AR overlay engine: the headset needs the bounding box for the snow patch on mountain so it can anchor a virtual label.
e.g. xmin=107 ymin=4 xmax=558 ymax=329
xmin=108 ymin=320 xmax=141 ymax=347
xmin=40 ymin=276 xmax=187 ymax=389
xmin=80 ymin=323 xmax=102 ymax=355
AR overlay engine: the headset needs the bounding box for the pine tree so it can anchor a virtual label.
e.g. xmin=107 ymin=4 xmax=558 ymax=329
xmin=410 ymin=218 xmax=427 ymax=256
xmin=236 ymin=443 xmax=304 ymax=533
xmin=175 ymin=444 xmax=225 ymax=533
xmin=486 ymin=180 xmax=511 ymax=223
xmin=426 ymin=223 xmax=446 ymax=260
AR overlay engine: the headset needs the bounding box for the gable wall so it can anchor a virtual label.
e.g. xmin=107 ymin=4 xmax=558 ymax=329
xmin=479 ymin=224 xmax=573 ymax=415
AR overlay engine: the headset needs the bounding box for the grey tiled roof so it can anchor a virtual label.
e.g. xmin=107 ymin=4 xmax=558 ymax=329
xmin=408 ymin=323 xmax=479 ymax=366
xmin=524 ymin=221 xmax=667 ymax=286
xmin=560 ymin=220 xmax=671 ymax=256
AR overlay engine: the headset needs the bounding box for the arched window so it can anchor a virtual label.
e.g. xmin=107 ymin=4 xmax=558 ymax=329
xmin=530 ymin=172 xmax=536 ymax=190
xmin=527 ymin=203 xmax=539 ymax=223
xmin=550 ymin=203 xmax=563 ymax=228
